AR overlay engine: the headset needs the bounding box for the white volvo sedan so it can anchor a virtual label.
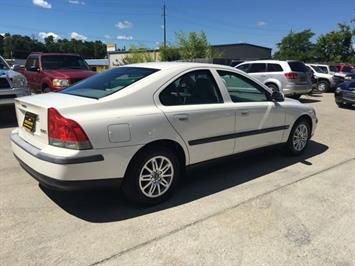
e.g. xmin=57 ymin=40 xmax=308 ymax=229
xmin=11 ymin=62 xmax=317 ymax=204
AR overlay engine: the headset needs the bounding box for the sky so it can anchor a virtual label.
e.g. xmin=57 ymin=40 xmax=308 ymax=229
xmin=0 ymin=0 xmax=354 ymax=52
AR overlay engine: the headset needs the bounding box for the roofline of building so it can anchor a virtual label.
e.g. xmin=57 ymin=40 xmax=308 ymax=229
xmin=211 ymin=43 xmax=272 ymax=50
xmin=108 ymin=42 xmax=272 ymax=55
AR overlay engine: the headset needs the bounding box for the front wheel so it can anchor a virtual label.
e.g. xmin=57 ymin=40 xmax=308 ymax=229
xmin=286 ymin=119 xmax=310 ymax=155
xmin=317 ymin=81 xmax=329 ymax=93
xmin=122 ymin=147 xmax=181 ymax=205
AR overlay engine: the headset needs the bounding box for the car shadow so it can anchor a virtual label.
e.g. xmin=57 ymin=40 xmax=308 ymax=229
xmin=299 ymin=98 xmax=321 ymax=104
xmin=41 ymin=140 xmax=328 ymax=223
xmin=0 ymin=105 xmax=18 ymax=128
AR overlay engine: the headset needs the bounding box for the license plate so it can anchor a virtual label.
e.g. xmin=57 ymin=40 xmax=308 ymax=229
xmin=22 ymin=112 xmax=37 ymax=132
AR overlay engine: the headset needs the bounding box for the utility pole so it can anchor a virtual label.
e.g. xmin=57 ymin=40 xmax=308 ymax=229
xmin=162 ymin=1 xmax=167 ymax=47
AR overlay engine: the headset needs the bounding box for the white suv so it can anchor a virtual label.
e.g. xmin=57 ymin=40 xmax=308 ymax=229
xmin=236 ymin=60 xmax=312 ymax=99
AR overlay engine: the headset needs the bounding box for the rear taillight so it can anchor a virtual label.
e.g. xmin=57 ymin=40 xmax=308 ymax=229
xmin=284 ymin=72 xmax=298 ymax=80
xmin=48 ymin=108 xmax=92 ymax=150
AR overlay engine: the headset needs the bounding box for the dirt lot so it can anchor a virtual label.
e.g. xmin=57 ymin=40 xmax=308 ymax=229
xmin=0 ymin=93 xmax=354 ymax=266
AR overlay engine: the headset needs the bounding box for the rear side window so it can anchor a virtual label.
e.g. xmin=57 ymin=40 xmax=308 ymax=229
xmin=267 ymin=63 xmax=283 ymax=72
xmin=159 ymin=70 xmax=223 ymax=106
xmin=236 ymin=64 xmax=250 ymax=72
xmin=288 ymin=62 xmax=307 ymax=72
xmin=61 ymin=67 xmax=159 ymax=99
xmin=248 ymin=63 xmax=267 ymax=73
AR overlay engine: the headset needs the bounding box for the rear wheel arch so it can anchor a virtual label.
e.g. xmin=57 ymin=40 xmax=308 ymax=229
xmin=124 ymin=139 xmax=187 ymax=178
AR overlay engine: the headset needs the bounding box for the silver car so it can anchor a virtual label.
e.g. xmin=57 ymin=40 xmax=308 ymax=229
xmin=236 ymin=60 xmax=312 ymax=99
xmin=0 ymin=56 xmax=30 ymax=106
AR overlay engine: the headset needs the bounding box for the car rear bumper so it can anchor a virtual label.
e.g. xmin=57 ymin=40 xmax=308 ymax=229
xmin=15 ymin=154 xmax=122 ymax=191
xmin=283 ymin=84 xmax=312 ymax=96
xmin=10 ymin=131 xmax=138 ymax=190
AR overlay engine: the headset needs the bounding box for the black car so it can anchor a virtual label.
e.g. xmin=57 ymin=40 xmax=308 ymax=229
xmin=335 ymin=80 xmax=355 ymax=108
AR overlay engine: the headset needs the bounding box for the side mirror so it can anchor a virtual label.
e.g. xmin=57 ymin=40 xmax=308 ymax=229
xmin=28 ymin=67 xmax=40 ymax=72
xmin=271 ymin=91 xmax=284 ymax=102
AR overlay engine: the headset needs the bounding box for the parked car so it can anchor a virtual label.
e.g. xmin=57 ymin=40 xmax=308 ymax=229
xmin=329 ymin=64 xmax=353 ymax=74
xmin=17 ymin=52 xmax=96 ymax=93
xmin=307 ymin=64 xmax=339 ymax=92
xmin=11 ymin=62 xmax=318 ymax=204
xmin=235 ymin=60 xmax=312 ymax=99
xmin=0 ymin=56 xmax=30 ymax=105
xmin=335 ymin=80 xmax=355 ymax=108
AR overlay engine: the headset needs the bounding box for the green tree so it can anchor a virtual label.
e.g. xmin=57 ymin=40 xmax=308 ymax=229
xmin=176 ymin=31 xmax=211 ymax=59
xmin=315 ymin=24 xmax=354 ymax=63
xmin=273 ymin=29 xmax=315 ymax=61
xmin=159 ymin=44 xmax=181 ymax=61
xmin=0 ymin=35 xmax=4 ymax=56
xmin=123 ymin=46 xmax=155 ymax=64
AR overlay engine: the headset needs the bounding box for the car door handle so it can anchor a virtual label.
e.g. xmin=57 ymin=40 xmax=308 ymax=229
xmin=174 ymin=114 xmax=189 ymax=121
xmin=240 ymin=110 xmax=249 ymax=116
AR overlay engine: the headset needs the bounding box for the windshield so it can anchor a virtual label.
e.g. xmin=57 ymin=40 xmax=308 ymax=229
xmin=342 ymin=66 xmax=352 ymax=73
xmin=42 ymin=55 xmax=89 ymax=70
xmin=0 ymin=57 xmax=10 ymax=70
xmin=61 ymin=67 xmax=159 ymax=99
xmin=329 ymin=66 xmax=340 ymax=72
xmin=311 ymin=65 xmax=325 ymax=73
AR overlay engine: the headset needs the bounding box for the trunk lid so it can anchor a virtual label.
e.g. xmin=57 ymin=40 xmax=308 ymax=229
xmin=15 ymin=93 xmax=96 ymax=149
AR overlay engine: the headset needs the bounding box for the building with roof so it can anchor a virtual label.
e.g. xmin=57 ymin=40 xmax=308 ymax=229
xmin=85 ymin=59 xmax=109 ymax=72
xmin=108 ymin=43 xmax=271 ymax=68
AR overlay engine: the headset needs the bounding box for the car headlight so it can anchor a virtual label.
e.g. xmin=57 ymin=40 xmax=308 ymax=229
xmin=52 ymin=79 xmax=70 ymax=87
xmin=345 ymin=76 xmax=351 ymax=80
xmin=10 ymin=76 xmax=27 ymax=88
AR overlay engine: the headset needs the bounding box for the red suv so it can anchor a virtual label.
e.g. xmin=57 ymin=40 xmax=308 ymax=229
xmin=18 ymin=53 xmax=96 ymax=93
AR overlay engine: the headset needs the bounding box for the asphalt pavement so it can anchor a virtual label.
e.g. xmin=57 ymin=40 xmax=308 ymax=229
xmin=0 ymin=93 xmax=354 ymax=265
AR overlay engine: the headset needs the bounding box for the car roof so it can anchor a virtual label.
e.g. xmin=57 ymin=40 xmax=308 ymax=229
xmin=126 ymin=61 xmax=235 ymax=71
xmin=29 ymin=52 xmax=81 ymax=56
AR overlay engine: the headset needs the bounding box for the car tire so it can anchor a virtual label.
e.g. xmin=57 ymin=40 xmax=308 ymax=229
xmin=317 ymin=80 xmax=329 ymax=93
xmin=286 ymin=118 xmax=311 ymax=156
xmin=42 ymin=87 xmax=51 ymax=93
xmin=121 ymin=147 xmax=181 ymax=205
xmin=266 ymin=83 xmax=279 ymax=92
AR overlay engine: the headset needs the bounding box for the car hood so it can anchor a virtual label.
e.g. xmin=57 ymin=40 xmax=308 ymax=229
xmin=42 ymin=69 xmax=96 ymax=79
xmin=0 ymin=69 xmax=26 ymax=80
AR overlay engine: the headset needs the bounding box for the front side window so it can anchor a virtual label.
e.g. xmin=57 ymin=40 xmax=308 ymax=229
xmin=42 ymin=55 xmax=89 ymax=70
xmin=61 ymin=67 xmax=159 ymax=99
xmin=317 ymin=66 xmax=328 ymax=73
xmin=159 ymin=70 xmax=223 ymax=106
xmin=248 ymin=63 xmax=267 ymax=73
xmin=217 ymin=70 xmax=269 ymax=102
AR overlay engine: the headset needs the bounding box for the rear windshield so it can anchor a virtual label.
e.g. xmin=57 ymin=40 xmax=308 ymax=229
xmin=0 ymin=57 xmax=9 ymax=70
xmin=61 ymin=67 xmax=159 ymax=99
xmin=288 ymin=61 xmax=307 ymax=72
xmin=42 ymin=55 xmax=88 ymax=70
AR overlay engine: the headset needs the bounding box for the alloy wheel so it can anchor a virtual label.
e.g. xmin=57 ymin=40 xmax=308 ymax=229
xmin=138 ymin=156 xmax=174 ymax=198
xmin=292 ymin=123 xmax=308 ymax=151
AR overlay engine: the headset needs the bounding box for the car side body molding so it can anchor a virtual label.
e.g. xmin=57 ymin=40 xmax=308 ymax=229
xmin=188 ymin=125 xmax=290 ymax=146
